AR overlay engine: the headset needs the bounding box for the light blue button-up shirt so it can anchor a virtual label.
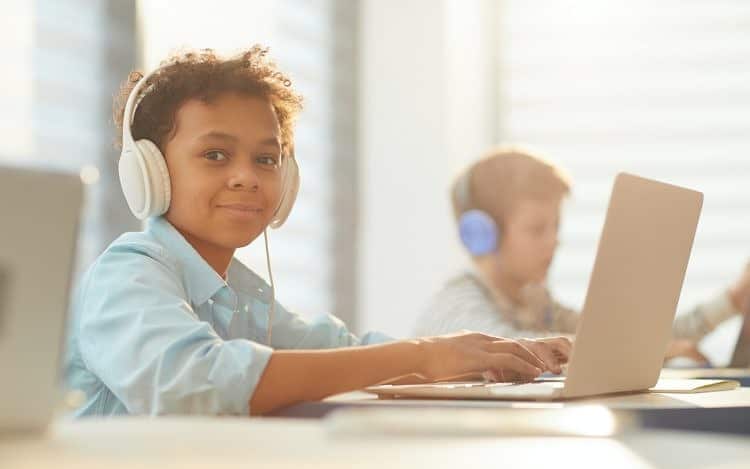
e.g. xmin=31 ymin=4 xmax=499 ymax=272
xmin=65 ymin=217 xmax=390 ymax=417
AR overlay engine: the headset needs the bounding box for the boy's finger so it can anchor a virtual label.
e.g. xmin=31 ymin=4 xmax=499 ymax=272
xmin=485 ymin=340 xmax=546 ymax=370
xmin=518 ymin=339 xmax=561 ymax=374
xmin=489 ymin=353 xmax=542 ymax=380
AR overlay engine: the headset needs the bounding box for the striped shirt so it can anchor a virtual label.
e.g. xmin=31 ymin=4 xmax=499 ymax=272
xmin=414 ymin=271 xmax=738 ymax=342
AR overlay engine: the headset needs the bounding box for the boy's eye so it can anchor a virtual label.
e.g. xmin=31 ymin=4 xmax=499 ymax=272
xmin=258 ymin=155 xmax=279 ymax=167
xmin=204 ymin=150 xmax=228 ymax=161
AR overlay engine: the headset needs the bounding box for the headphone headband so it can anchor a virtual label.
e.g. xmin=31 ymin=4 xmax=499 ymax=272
xmin=454 ymin=168 xmax=474 ymax=213
xmin=122 ymin=69 xmax=159 ymax=150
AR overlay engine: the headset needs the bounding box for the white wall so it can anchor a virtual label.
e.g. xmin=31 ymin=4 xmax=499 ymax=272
xmin=358 ymin=0 xmax=498 ymax=337
xmin=0 ymin=1 xmax=33 ymax=161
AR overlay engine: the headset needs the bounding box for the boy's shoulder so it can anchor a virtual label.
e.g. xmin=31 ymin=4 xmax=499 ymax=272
xmin=86 ymin=228 xmax=179 ymax=283
xmin=103 ymin=228 xmax=175 ymax=265
xmin=425 ymin=271 xmax=488 ymax=309
xmin=73 ymin=228 xmax=186 ymax=317
xmin=443 ymin=271 xmax=484 ymax=292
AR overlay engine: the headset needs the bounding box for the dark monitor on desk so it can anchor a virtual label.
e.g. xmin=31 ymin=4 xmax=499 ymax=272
xmin=728 ymin=311 xmax=750 ymax=368
xmin=0 ymin=166 xmax=82 ymax=432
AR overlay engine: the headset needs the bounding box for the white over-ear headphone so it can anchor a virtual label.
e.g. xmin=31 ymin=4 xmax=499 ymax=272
xmin=118 ymin=67 xmax=300 ymax=227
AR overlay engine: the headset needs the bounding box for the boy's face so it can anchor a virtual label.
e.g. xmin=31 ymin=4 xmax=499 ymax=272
xmin=162 ymin=92 xmax=284 ymax=253
xmin=497 ymin=197 xmax=562 ymax=284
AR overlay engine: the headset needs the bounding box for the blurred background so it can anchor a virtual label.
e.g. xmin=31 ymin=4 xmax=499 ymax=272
xmin=2 ymin=0 xmax=749 ymax=364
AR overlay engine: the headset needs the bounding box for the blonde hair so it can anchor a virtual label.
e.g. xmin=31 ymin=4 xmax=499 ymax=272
xmin=451 ymin=145 xmax=571 ymax=225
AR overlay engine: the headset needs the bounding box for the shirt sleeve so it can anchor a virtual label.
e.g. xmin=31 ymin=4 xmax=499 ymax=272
xmin=266 ymin=301 xmax=393 ymax=349
xmin=672 ymin=291 xmax=739 ymax=341
xmin=77 ymin=245 xmax=273 ymax=416
xmin=414 ymin=280 xmax=578 ymax=340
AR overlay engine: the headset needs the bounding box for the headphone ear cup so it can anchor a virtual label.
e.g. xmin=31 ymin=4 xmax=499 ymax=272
xmin=119 ymin=142 xmax=150 ymax=220
xmin=135 ymin=139 xmax=171 ymax=217
xmin=118 ymin=139 xmax=170 ymax=220
xmin=458 ymin=209 xmax=500 ymax=256
xmin=269 ymin=157 xmax=299 ymax=229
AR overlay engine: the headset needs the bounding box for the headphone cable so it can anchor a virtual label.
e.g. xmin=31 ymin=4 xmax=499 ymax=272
xmin=263 ymin=228 xmax=275 ymax=346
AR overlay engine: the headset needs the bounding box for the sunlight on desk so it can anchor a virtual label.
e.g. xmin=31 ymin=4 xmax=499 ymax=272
xmin=326 ymin=406 xmax=623 ymax=438
xmin=2 ymin=417 xmax=750 ymax=469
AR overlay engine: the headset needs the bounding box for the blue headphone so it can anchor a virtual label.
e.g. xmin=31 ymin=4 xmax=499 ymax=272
xmin=454 ymin=169 xmax=501 ymax=256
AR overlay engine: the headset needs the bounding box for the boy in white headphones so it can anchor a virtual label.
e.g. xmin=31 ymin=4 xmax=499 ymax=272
xmin=415 ymin=146 xmax=750 ymax=364
xmin=64 ymin=46 xmax=571 ymax=417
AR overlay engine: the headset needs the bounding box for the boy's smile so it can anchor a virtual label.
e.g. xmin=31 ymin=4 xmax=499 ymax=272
xmin=161 ymin=92 xmax=284 ymax=275
xmin=215 ymin=202 xmax=264 ymax=220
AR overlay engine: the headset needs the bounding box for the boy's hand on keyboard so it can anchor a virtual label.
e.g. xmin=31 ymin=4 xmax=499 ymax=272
xmin=416 ymin=332 xmax=574 ymax=383
xmin=518 ymin=337 xmax=572 ymax=375
xmin=417 ymin=331 xmax=548 ymax=383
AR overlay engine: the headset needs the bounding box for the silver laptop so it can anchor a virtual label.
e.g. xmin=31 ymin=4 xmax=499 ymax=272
xmin=0 ymin=165 xmax=82 ymax=432
xmin=370 ymin=173 xmax=703 ymax=400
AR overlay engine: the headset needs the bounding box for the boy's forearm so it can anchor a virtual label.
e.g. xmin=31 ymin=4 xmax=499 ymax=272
xmin=249 ymin=340 xmax=424 ymax=415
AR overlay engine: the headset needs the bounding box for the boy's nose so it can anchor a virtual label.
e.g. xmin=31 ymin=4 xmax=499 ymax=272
xmin=228 ymin=163 xmax=260 ymax=190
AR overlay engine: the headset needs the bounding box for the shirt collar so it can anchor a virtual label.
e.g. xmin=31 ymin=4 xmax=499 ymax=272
xmin=147 ymin=217 xmax=273 ymax=306
xmin=227 ymin=259 xmax=273 ymax=303
xmin=466 ymin=267 xmax=514 ymax=311
xmin=466 ymin=268 xmax=551 ymax=327
xmin=147 ymin=217 xmax=226 ymax=306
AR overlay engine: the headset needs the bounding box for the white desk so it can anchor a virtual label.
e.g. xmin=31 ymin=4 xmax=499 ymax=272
xmin=2 ymin=417 xmax=750 ymax=469
xmin=274 ymin=387 xmax=750 ymax=418
xmin=661 ymin=368 xmax=750 ymax=387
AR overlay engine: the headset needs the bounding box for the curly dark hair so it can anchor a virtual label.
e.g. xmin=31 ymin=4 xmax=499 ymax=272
xmin=113 ymin=45 xmax=303 ymax=156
